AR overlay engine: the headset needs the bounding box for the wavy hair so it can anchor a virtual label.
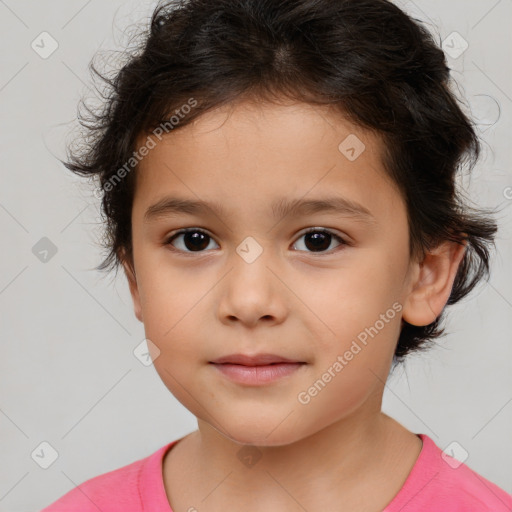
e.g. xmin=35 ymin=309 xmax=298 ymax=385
xmin=62 ymin=0 xmax=499 ymax=365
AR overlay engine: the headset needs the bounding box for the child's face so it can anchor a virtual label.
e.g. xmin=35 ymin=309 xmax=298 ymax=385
xmin=125 ymin=99 xmax=420 ymax=445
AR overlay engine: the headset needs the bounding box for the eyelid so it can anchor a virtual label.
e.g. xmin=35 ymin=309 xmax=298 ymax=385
xmin=297 ymin=226 xmax=348 ymax=241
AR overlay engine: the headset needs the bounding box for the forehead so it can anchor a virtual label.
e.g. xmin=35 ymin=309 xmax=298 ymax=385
xmin=132 ymin=100 xmax=402 ymax=224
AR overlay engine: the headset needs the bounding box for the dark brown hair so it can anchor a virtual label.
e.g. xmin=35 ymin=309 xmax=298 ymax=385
xmin=63 ymin=0 xmax=499 ymax=365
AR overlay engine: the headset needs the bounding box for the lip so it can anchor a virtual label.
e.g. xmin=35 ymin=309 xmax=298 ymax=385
xmin=210 ymin=353 xmax=304 ymax=365
xmin=210 ymin=362 xmax=305 ymax=385
xmin=209 ymin=353 xmax=306 ymax=386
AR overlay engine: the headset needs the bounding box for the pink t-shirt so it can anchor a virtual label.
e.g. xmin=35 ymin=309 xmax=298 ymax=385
xmin=41 ymin=433 xmax=512 ymax=511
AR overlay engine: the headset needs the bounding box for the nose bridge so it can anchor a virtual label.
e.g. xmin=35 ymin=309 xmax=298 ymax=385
xmin=230 ymin=234 xmax=274 ymax=290
xmin=236 ymin=234 xmax=267 ymax=266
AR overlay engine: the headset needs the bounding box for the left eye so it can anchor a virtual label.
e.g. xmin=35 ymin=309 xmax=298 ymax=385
xmin=164 ymin=227 xmax=347 ymax=254
xmin=292 ymin=228 xmax=347 ymax=253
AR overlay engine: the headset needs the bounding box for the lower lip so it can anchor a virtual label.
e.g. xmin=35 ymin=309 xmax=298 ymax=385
xmin=210 ymin=362 xmax=305 ymax=385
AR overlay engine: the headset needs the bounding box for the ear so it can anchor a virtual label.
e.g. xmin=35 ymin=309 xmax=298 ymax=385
xmin=120 ymin=249 xmax=143 ymax=323
xmin=402 ymin=239 xmax=467 ymax=327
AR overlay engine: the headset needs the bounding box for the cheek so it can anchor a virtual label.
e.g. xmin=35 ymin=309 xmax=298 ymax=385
xmin=137 ymin=263 xmax=207 ymax=335
xmin=298 ymin=363 xmax=380 ymax=417
xmin=146 ymin=312 xmax=207 ymax=407
xmin=305 ymin=255 xmax=402 ymax=364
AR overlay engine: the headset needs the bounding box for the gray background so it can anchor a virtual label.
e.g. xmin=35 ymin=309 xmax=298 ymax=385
xmin=0 ymin=0 xmax=511 ymax=510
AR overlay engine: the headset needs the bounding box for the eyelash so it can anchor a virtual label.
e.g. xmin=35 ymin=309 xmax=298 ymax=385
xmin=163 ymin=227 xmax=349 ymax=256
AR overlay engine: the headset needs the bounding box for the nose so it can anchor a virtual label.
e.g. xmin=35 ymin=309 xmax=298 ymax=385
xmin=216 ymin=248 xmax=288 ymax=328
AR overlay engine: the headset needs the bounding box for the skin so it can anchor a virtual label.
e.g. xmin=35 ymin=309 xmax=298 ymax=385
xmin=121 ymin=98 xmax=466 ymax=511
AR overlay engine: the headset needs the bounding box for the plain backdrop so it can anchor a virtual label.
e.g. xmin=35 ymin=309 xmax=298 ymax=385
xmin=0 ymin=0 xmax=511 ymax=510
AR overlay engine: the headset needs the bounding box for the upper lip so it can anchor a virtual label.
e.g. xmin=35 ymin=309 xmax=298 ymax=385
xmin=210 ymin=353 xmax=304 ymax=366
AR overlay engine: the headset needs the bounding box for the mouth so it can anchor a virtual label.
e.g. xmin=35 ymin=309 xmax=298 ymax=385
xmin=209 ymin=353 xmax=305 ymax=366
xmin=209 ymin=353 xmax=307 ymax=385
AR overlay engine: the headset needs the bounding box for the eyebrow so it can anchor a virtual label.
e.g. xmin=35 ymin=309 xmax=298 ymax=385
xmin=144 ymin=195 xmax=376 ymax=225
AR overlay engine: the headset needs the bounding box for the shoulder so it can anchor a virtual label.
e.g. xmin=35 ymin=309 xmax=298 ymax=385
xmin=438 ymin=460 xmax=512 ymax=511
xmin=385 ymin=434 xmax=512 ymax=512
xmin=428 ymin=435 xmax=512 ymax=510
xmin=40 ymin=442 xmax=175 ymax=512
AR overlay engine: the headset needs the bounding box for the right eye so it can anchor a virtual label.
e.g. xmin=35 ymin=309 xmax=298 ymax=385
xmin=164 ymin=228 xmax=220 ymax=253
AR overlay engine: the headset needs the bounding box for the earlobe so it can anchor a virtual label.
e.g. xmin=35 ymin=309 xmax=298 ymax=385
xmin=120 ymin=251 xmax=144 ymax=323
xmin=402 ymin=239 xmax=467 ymax=327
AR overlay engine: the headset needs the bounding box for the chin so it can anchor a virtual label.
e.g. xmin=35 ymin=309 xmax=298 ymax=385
xmin=218 ymin=421 xmax=311 ymax=448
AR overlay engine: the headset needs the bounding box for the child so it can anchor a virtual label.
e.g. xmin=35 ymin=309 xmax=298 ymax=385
xmin=42 ymin=0 xmax=512 ymax=510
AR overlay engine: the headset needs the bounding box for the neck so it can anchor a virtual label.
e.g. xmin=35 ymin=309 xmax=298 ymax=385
xmin=165 ymin=408 xmax=422 ymax=511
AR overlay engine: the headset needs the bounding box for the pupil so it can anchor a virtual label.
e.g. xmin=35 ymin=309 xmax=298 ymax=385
xmin=185 ymin=232 xmax=209 ymax=251
xmin=305 ymin=232 xmax=330 ymax=251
